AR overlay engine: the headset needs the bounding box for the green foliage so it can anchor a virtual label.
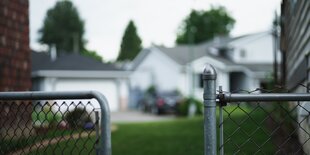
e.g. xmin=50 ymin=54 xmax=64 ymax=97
xmin=29 ymin=107 xmax=275 ymax=154
xmin=28 ymin=136 xmax=96 ymax=155
xmin=221 ymin=105 xmax=275 ymax=153
xmin=38 ymin=0 xmax=85 ymax=53
xmin=82 ymin=49 xmax=103 ymax=62
xmin=146 ymin=85 xmax=157 ymax=95
xmin=1 ymin=129 xmax=77 ymax=154
xmin=84 ymin=110 xmax=274 ymax=154
xmin=32 ymin=104 xmax=62 ymax=128
xmin=176 ymin=6 xmax=235 ymax=44
xmin=117 ymin=20 xmax=142 ymax=61
xmin=176 ymin=97 xmax=203 ymax=116
xmin=264 ymin=74 xmax=297 ymax=135
xmin=65 ymin=107 xmax=92 ymax=129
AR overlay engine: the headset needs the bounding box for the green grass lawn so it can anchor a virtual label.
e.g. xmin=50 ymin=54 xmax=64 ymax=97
xmin=111 ymin=105 xmax=275 ymax=155
xmin=112 ymin=117 xmax=204 ymax=155
xmin=27 ymin=136 xmax=96 ymax=155
xmin=0 ymin=129 xmax=79 ymax=154
xmin=27 ymin=105 xmax=275 ymax=155
xmin=221 ymin=104 xmax=275 ymax=154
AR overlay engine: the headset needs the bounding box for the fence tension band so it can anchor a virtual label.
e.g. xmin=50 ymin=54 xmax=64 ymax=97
xmin=217 ymin=86 xmax=227 ymax=107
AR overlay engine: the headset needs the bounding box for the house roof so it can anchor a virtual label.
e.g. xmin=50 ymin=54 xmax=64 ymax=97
xmin=240 ymin=63 xmax=273 ymax=73
xmin=131 ymin=31 xmax=273 ymax=76
xmin=129 ymin=49 xmax=151 ymax=70
xmin=154 ymin=41 xmax=235 ymax=66
xmin=155 ymin=45 xmax=200 ymax=65
xmin=32 ymin=51 xmax=121 ymax=71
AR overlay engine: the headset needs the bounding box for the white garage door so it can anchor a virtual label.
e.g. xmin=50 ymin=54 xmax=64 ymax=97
xmin=55 ymin=78 xmax=119 ymax=112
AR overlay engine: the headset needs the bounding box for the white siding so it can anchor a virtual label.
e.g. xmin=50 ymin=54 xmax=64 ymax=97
xmin=229 ymin=33 xmax=275 ymax=64
xmin=130 ymin=48 xmax=181 ymax=92
xmin=118 ymin=78 xmax=129 ymax=111
xmin=42 ymin=77 xmax=57 ymax=91
xmin=36 ymin=77 xmax=124 ymax=112
xmin=176 ymin=69 xmax=188 ymax=96
xmin=54 ymin=78 xmax=119 ymax=112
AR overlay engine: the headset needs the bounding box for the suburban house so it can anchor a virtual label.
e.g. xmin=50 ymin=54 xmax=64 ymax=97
xmin=31 ymin=51 xmax=130 ymax=112
xmin=129 ymin=31 xmax=275 ymax=105
xmin=280 ymin=0 xmax=310 ymax=153
xmin=0 ymin=0 xmax=32 ymax=138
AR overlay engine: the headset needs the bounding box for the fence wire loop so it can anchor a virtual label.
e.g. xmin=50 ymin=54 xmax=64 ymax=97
xmin=0 ymin=91 xmax=111 ymax=155
xmin=217 ymin=89 xmax=310 ymax=155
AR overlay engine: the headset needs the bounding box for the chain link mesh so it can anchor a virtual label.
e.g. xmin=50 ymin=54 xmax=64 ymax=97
xmin=0 ymin=100 xmax=100 ymax=155
xmin=218 ymin=87 xmax=310 ymax=154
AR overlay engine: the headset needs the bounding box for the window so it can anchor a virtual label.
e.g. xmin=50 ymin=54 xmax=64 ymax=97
xmin=198 ymin=73 xmax=203 ymax=88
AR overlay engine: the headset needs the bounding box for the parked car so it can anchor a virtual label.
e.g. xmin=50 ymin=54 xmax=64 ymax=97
xmin=138 ymin=91 xmax=182 ymax=115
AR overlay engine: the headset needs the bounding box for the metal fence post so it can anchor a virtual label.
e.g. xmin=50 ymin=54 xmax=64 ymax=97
xmin=91 ymin=91 xmax=111 ymax=155
xmin=203 ymin=64 xmax=217 ymax=155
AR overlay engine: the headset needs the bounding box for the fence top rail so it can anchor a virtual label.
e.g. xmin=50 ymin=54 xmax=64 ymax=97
xmin=0 ymin=90 xmax=111 ymax=155
xmin=220 ymin=93 xmax=310 ymax=102
xmin=0 ymin=91 xmax=102 ymax=100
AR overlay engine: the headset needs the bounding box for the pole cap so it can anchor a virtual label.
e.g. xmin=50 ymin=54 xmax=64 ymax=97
xmin=203 ymin=64 xmax=217 ymax=79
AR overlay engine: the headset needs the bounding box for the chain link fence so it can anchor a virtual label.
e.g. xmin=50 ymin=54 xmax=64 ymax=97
xmin=218 ymin=92 xmax=310 ymax=154
xmin=203 ymin=64 xmax=310 ymax=155
xmin=0 ymin=91 xmax=111 ymax=155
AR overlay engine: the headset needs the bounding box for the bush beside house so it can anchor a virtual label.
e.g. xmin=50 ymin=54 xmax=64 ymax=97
xmin=176 ymin=98 xmax=203 ymax=116
xmin=32 ymin=103 xmax=63 ymax=133
xmin=65 ymin=107 xmax=93 ymax=129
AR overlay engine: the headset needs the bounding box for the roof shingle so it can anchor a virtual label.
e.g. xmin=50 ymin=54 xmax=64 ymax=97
xmin=32 ymin=51 xmax=121 ymax=71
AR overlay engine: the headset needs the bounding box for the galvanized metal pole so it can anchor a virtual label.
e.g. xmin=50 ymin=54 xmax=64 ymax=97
xmin=218 ymin=86 xmax=224 ymax=155
xmin=95 ymin=111 xmax=100 ymax=155
xmin=222 ymin=93 xmax=310 ymax=102
xmin=203 ymin=64 xmax=217 ymax=155
xmin=219 ymin=105 xmax=224 ymax=155
xmin=91 ymin=91 xmax=112 ymax=155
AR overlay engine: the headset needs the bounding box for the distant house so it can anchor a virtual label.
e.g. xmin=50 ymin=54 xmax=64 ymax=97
xmin=31 ymin=51 xmax=130 ymax=112
xmin=280 ymin=0 xmax=310 ymax=153
xmin=129 ymin=32 xmax=275 ymax=104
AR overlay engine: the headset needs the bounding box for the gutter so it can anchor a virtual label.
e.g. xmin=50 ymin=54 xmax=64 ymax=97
xmin=32 ymin=70 xmax=131 ymax=78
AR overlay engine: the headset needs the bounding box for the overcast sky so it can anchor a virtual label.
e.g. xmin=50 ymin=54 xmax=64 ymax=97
xmin=29 ymin=0 xmax=281 ymax=61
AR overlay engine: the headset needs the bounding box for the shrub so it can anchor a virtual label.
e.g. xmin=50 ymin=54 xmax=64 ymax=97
xmin=176 ymin=97 xmax=203 ymax=116
xmin=146 ymin=85 xmax=157 ymax=96
xmin=32 ymin=104 xmax=62 ymax=129
xmin=65 ymin=107 xmax=92 ymax=129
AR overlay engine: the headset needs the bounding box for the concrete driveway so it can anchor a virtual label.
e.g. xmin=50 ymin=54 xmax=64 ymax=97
xmin=111 ymin=110 xmax=176 ymax=123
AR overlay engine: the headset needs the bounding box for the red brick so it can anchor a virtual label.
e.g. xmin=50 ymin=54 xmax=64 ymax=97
xmin=0 ymin=1 xmax=31 ymax=136
xmin=0 ymin=0 xmax=30 ymax=91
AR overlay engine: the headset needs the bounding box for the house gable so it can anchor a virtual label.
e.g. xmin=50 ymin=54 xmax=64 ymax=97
xmin=130 ymin=47 xmax=182 ymax=92
xmin=228 ymin=32 xmax=275 ymax=64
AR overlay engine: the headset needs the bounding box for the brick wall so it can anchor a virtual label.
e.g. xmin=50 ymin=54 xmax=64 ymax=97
xmin=0 ymin=0 xmax=32 ymax=139
xmin=0 ymin=0 xmax=31 ymax=91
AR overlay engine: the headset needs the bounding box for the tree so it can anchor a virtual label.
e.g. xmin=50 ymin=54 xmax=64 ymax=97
xmin=176 ymin=6 xmax=235 ymax=44
xmin=81 ymin=49 xmax=103 ymax=62
xmin=38 ymin=1 xmax=104 ymax=61
xmin=117 ymin=20 xmax=142 ymax=61
xmin=38 ymin=0 xmax=85 ymax=53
